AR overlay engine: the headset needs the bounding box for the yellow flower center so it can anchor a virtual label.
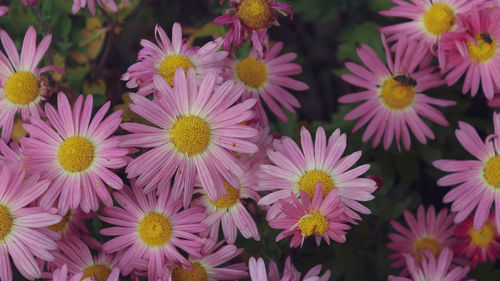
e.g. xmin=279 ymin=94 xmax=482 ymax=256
xmin=236 ymin=0 xmax=272 ymax=30
xmin=298 ymin=210 xmax=328 ymax=237
xmin=171 ymin=262 xmax=208 ymax=281
xmin=468 ymin=33 xmax=497 ymax=63
xmin=4 ymin=71 xmax=41 ymax=105
xmin=207 ymin=181 xmax=240 ymax=209
xmin=138 ymin=212 xmax=172 ymax=247
xmin=413 ymin=237 xmax=441 ymax=262
xmin=57 ymin=136 xmax=95 ymax=173
xmin=158 ymin=54 xmax=196 ymax=87
xmin=170 ymin=115 xmax=211 ymax=156
xmin=484 ymin=155 xmax=500 ymax=188
xmin=47 ymin=210 xmax=72 ymax=234
xmin=298 ymin=170 xmax=335 ymax=199
xmin=81 ymin=264 xmax=112 ymax=281
xmin=422 ymin=3 xmax=455 ymax=36
xmin=235 ymin=56 xmax=268 ymax=89
xmin=380 ymin=76 xmax=416 ymax=110
xmin=469 ymin=221 xmax=496 ymax=248
xmin=0 ymin=205 xmax=13 ymax=243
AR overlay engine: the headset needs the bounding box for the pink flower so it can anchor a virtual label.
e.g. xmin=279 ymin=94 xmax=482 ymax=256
xmin=453 ymin=211 xmax=500 ymax=268
xmin=380 ymin=0 xmax=487 ymax=51
xmin=433 ymin=112 xmax=500 ymax=233
xmin=214 ymin=0 xmax=292 ymax=56
xmin=388 ymin=248 xmax=472 ymax=281
xmin=21 ymin=0 xmax=37 ymax=6
xmin=72 ymin=0 xmax=122 ymax=15
xmin=223 ymin=42 xmax=308 ymax=124
xmin=122 ymin=23 xmax=227 ymax=96
xmin=0 ymin=26 xmax=63 ymax=141
xmin=387 ymin=205 xmax=457 ymax=273
xmin=0 ymin=6 xmax=8 ymax=17
xmin=270 ymin=185 xmax=350 ymax=247
xmin=51 ymin=265 xmax=86 ymax=281
xmin=258 ymin=126 xmax=376 ymax=221
xmin=0 ymin=164 xmax=61 ymax=281
xmin=39 ymin=207 xmax=94 ymax=242
xmin=120 ymin=69 xmax=258 ymax=207
xmin=439 ymin=8 xmax=500 ymax=99
xmin=99 ymin=183 xmax=207 ymax=280
xmin=21 ymin=93 xmax=128 ymax=214
xmin=249 ymin=256 xmax=330 ymax=281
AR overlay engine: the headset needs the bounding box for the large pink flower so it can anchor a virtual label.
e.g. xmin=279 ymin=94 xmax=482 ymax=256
xmin=340 ymin=36 xmax=455 ymax=150
xmin=120 ymin=69 xmax=258 ymax=206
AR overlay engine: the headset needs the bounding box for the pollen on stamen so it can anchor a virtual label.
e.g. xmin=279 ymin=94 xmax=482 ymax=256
xmin=0 ymin=205 xmax=13 ymax=243
xmin=469 ymin=221 xmax=496 ymax=247
xmin=380 ymin=76 xmax=416 ymax=110
xmin=138 ymin=212 xmax=173 ymax=247
xmin=171 ymin=262 xmax=208 ymax=281
xmin=413 ymin=237 xmax=441 ymax=262
xmin=81 ymin=264 xmax=112 ymax=281
xmin=4 ymin=71 xmax=41 ymax=105
xmin=423 ymin=3 xmax=456 ymax=36
xmin=207 ymin=181 xmax=240 ymax=209
xmin=468 ymin=33 xmax=497 ymax=64
xmin=298 ymin=210 xmax=328 ymax=237
xmin=158 ymin=54 xmax=196 ymax=87
xmin=235 ymin=56 xmax=268 ymax=89
xmin=298 ymin=170 xmax=335 ymax=198
xmin=57 ymin=136 xmax=95 ymax=173
xmin=169 ymin=115 xmax=211 ymax=156
xmin=236 ymin=0 xmax=272 ymax=30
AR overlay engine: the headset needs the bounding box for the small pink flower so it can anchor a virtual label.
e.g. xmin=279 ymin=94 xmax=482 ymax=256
xmin=72 ymin=0 xmax=123 ymax=15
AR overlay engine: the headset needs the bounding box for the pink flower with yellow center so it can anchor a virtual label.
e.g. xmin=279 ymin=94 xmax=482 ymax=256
xmin=99 ymin=183 xmax=207 ymax=280
xmin=214 ymin=0 xmax=292 ymax=56
xmin=258 ymin=126 xmax=376 ymax=221
xmin=387 ymin=205 xmax=457 ymax=272
xmin=380 ymin=0 xmax=487 ymax=50
xmin=21 ymin=93 xmax=128 ymax=214
xmin=122 ymin=23 xmax=227 ymax=96
xmin=223 ymin=42 xmax=308 ymax=124
xmin=120 ymin=69 xmax=258 ymax=207
xmin=439 ymin=8 xmax=500 ymax=100
xmin=388 ymin=248 xmax=472 ymax=281
xmin=0 ymin=26 xmax=63 ymax=141
xmin=249 ymin=256 xmax=330 ymax=281
xmin=340 ymin=36 xmax=455 ymax=150
xmin=39 ymin=207 xmax=94 ymax=242
xmin=433 ymin=112 xmax=500 ymax=233
xmin=454 ymin=212 xmax=500 ymax=268
xmin=0 ymin=164 xmax=62 ymax=281
xmin=270 ymin=185 xmax=350 ymax=247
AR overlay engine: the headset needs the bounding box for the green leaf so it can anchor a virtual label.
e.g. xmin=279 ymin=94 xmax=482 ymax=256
xmin=337 ymin=21 xmax=383 ymax=64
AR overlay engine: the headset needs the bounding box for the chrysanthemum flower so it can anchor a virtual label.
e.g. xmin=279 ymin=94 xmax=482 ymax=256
xmin=122 ymin=23 xmax=227 ymax=96
xmin=51 ymin=265 xmax=85 ymax=281
xmin=439 ymin=8 xmax=500 ymax=99
xmin=0 ymin=26 xmax=62 ymax=141
xmin=223 ymin=42 xmax=308 ymax=123
xmin=40 ymin=208 xmax=94 ymax=242
xmin=258 ymin=126 xmax=376 ymax=220
xmin=214 ymin=0 xmax=292 ymax=55
xmin=99 ymin=183 xmax=207 ymax=279
xmin=387 ymin=205 xmax=457 ymax=271
xmin=0 ymin=140 xmax=24 ymax=169
xmin=0 ymin=164 xmax=61 ymax=281
xmin=72 ymin=0 xmax=121 ymax=15
xmin=52 ymin=238 xmax=120 ymax=281
xmin=380 ymin=0 xmax=486 ymax=50
xmin=433 ymin=112 xmax=500 ymax=232
xmin=388 ymin=248 xmax=472 ymax=281
xmin=192 ymin=162 xmax=261 ymax=244
xmin=21 ymin=93 xmax=128 ymax=214
xmin=453 ymin=211 xmax=500 ymax=268
xmin=270 ymin=185 xmax=350 ymax=247
xmin=160 ymin=238 xmax=248 ymax=281
xmin=339 ymin=36 xmax=455 ymax=150
xmin=249 ymin=256 xmax=330 ymax=281
xmin=0 ymin=6 xmax=8 ymax=17
xmin=121 ymin=69 xmax=258 ymax=206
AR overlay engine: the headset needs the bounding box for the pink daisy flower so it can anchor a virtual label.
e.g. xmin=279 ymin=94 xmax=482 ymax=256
xmin=223 ymin=42 xmax=308 ymax=124
xmin=0 ymin=140 xmax=23 ymax=169
xmin=160 ymin=238 xmax=248 ymax=281
xmin=21 ymin=93 xmax=128 ymax=214
xmin=99 ymin=183 xmax=207 ymax=280
xmin=0 ymin=164 xmax=62 ymax=281
xmin=433 ymin=112 xmax=500 ymax=233
xmin=40 ymin=207 xmax=94 ymax=242
xmin=258 ymin=126 xmax=376 ymax=221
xmin=388 ymin=248 xmax=472 ymax=281
xmin=438 ymin=8 xmax=500 ymax=100
xmin=72 ymin=0 xmax=122 ymax=15
xmin=380 ymin=0 xmax=486 ymax=50
xmin=0 ymin=26 xmax=62 ymax=141
xmin=387 ymin=205 xmax=457 ymax=271
xmin=52 ymin=238 xmax=120 ymax=281
xmin=453 ymin=211 xmax=500 ymax=268
xmin=51 ymin=265 xmax=86 ymax=281
xmin=0 ymin=6 xmax=8 ymax=17
xmin=339 ymin=36 xmax=455 ymax=150
xmin=249 ymin=257 xmax=330 ymax=281
xmin=214 ymin=0 xmax=292 ymax=56
xmin=120 ymin=69 xmax=258 ymax=206
xmin=270 ymin=185 xmax=350 ymax=247
xmin=122 ymin=23 xmax=227 ymax=96
xmin=192 ymin=162 xmax=261 ymax=244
